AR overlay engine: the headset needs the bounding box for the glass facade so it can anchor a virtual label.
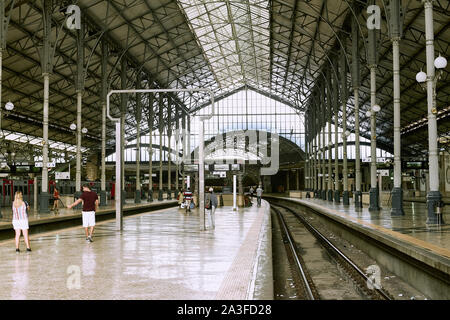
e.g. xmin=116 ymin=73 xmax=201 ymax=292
xmin=106 ymin=88 xmax=392 ymax=162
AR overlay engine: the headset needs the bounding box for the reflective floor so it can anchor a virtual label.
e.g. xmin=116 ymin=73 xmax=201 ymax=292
xmin=0 ymin=203 xmax=265 ymax=300
xmin=0 ymin=199 xmax=176 ymax=228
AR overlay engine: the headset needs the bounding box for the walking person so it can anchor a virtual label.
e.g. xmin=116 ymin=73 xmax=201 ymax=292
xmin=67 ymin=184 xmax=99 ymax=243
xmin=12 ymin=191 xmax=31 ymax=252
xmin=52 ymin=187 xmax=60 ymax=213
xmin=249 ymin=186 xmax=254 ymax=200
xmin=206 ymin=187 xmax=218 ymax=229
xmin=183 ymin=188 xmax=193 ymax=213
xmin=256 ymin=185 xmax=263 ymax=207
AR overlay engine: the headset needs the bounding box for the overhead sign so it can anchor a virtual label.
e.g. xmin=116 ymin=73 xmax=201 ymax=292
xmin=35 ymin=162 xmax=56 ymax=168
xmin=213 ymin=171 xmax=227 ymax=178
xmin=183 ymin=164 xmax=198 ymax=172
xmin=214 ymin=164 xmax=229 ymax=171
xmin=231 ymin=164 xmax=241 ymax=171
xmin=362 ymin=157 xmax=388 ymax=163
xmin=55 ymin=172 xmax=70 ymax=180
xmin=377 ymin=169 xmax=389 ymax=176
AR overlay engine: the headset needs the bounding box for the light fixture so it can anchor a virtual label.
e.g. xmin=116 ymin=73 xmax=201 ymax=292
xmin=81 ymin=127 xmax=88 ymax=134
xmin=372 ymin=104 xmax=381 ymax=113
xmin=416 ymin=70 xmax=427 ymax=83
xmin=366 ymin=110 xmax=372 ymax=117
xmin=344 ymin=130 xmax=351 ymax=137
xmin=5 ymin=101 xmax=14 ymax=111
xmin=434 ymin=54 xmax=447 ymax=70
xmin=70 ymin=123 xmax=76 ymax=131
xmin=438 ymin=136 xmax=448 ymax=144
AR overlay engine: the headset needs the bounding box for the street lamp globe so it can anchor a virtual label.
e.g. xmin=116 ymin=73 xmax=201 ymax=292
xmin=372 ymin=104 xmax=381 ymax=113
xmin=5 ymin=101 xmax=14 ymax=111
xmin=365 ymin=110 xmax=372 ymax=118
xmin=70 ymin=123 xmax=77 ymax=131
xmin=416 ymin=70 xmax=427 ymax=83
xmin=434 ymin=55 xmax=447 ymax=69
xmin=81 ymin=127 xmax=88 ymax=134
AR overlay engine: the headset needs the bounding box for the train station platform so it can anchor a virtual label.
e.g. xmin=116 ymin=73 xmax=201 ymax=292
xmin=0 ymin=201 xmax=273 ymax=300
xmin=0 ymin=199 xmax=178 ymax=240
xmin=265 ymin=194 xmax=450 ymax=299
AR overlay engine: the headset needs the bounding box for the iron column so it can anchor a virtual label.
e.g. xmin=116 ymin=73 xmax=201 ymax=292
xmin=100 ymin=40 xmax=107 ymax=206
xmin=341 ymin=50 xmax=349 ymax=205
xmin=368 ymin=21 xmax=380 ymax=211
xmin=135 ymin=73 xmax=142 ymax=203
xmin=321 ymin=82 xmax=327 ymax=200
xmin=167 ymin=97 xmax=172 ymax=200
xmin=40 ymin=0 xmax=52 ymax=213
xmin=175 ymin=105 xmax=180 ymax=198
xmin=158 ymin=94 xmax=164 ymax=201
xmin=423 ymin=0 xmax=444 ymax=224
xmin=75 ymin=24 xmax=84 ymax=201
xmin=352 ymin=14 xmax=362 ymax=208
xmin=333 ymin=60 xmax=340 ymax=203
xmin=120 ymin=58 xmax=127 ymax=206
xmin=389 ymin=0 xmax=405 ymax=215
xmin=148 ymin=91 xmax=154 ymax=202
xmin=326 ymin=68 xmax=333 ymax=201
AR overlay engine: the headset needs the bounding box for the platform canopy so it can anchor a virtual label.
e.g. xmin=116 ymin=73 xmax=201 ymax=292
xmin=0 ymin=0 xmax=449 ymax=160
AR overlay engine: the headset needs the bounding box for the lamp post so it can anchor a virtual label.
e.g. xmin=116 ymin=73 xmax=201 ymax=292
xmin=0 ymin=101 xmax=13 ymax=218
xmin=416 ymin=2 xmax=447 ymax=224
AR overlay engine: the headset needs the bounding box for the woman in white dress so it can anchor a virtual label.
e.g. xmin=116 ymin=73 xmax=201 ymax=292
xmin=12 ymin=191 xmax=31 ymax=252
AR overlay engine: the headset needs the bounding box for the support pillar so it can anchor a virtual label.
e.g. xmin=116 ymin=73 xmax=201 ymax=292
xmin=286 ymin=170 xmax=290 ymax=193
xmin=333 ymin=60 xmax=340 ymax=203
xmin=423 ymin=0 xmax=444 ymax=224
xmin=352 ymin=13 xmax=362 ymax=208
xmin=167 ymin=97 xmax=172 ymax=200
xmin=175 ymin=105 xmax=180 ymax=199
xmin=368 ymin=22 xmax=380 ymax=211
xmin=39 ymin=1 xmax=53 ymax=213
xmin=387 ymin=0 xmax=405 ymax=215
xmin=391 ymin=39 xmax=404 ymax=215
xmin=321 ymin=82 xmax=327 ymax=200
xmin=148 ymin=91 xmax=154 ymax=202
xmin=34 ymin=175 xmax=38 ymax=211
xmin=181 ymin=114 xmax=186 ymax=190
xmin=326 ymin=68 xmax=333 ymax=202
xmin=73 ymin=22 xmax=85 ymax=210
xmin=120 ymin=58 xmax=127 ymax=206
xmin=135 ymin=73 xmax=142 ymax=203
xmin=100 ymin=41 xmax=107 ymax=206
xmin=158 ymin=94 xmax=164 ymax=201
xmin=341 ymin=49 xmax=350 ymax=205
xmin=238 ymin=174 xmax=244 ymax=206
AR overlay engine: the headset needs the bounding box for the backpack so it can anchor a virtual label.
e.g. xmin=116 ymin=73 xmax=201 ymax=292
xmin=24 ymin=201 xmax=30 ymax=215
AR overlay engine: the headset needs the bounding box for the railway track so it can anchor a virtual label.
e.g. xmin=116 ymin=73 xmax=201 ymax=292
xmin=271 ymin=203 xmax=392 ymax=300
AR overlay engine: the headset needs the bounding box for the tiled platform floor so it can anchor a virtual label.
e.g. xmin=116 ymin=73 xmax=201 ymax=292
xmin=0 ymin=202 xmax=269 ymax=300
xmin=0 ymin=199 xmax=175 ymax=228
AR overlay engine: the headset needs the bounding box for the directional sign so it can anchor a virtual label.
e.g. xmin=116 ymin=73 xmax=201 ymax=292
xmin=377 ymin=169 xmax=389 ymax=176
xmin=35 ymin=162 xmax=56 ymax=168
xmin=55 ymin=172 xmax=70 ymax=180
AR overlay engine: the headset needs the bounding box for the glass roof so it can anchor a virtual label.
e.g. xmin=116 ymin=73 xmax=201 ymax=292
xmin=178 ymin=0 xmax=271 ymax=94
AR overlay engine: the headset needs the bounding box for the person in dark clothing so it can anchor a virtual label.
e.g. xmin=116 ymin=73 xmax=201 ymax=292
xmin=206 ymin=187 xmax=218 ymax=229
xmin=67 ymin=184 xmax=99 ymax=242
